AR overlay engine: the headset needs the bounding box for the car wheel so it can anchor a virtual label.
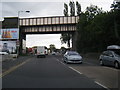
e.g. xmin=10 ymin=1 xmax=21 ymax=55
xmin=44 ymin=56 xmax=46 ymax=58
xmin=114 ymin=61 xmax=119 ymax=69
xmin=100 ymin=59 xmax=104 ymax=66
xmin=63 ymin=59 xmax=66 ymax=63
xmin=65 ymin=58 xmax=69 ymax=64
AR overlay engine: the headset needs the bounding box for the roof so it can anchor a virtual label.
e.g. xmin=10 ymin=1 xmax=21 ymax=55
xmin=107 ymin=45 xmax=120 ymax=49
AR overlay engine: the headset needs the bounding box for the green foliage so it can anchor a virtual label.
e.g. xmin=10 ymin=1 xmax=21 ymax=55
xmin=76 ymin=4 xmax=120 ymax=53
xmin=64 ymin=3 xmax=68 ymax=16
xmin=61 ymin=1 xmax=76 ymax=47
xmin=76 ymin=1 xmax=81 ymax=16
xmin=49 ymin=44 xmax=56 ymax=52
xmin=69 ymin=1 xmax=75 ymax=16
xmin=60 ymin=33 xmax=72 ymax=47
xmin=85 ymin=5 xmax=103 ymax=21
xmin=111 ymin=1 xmax=120 ymax=10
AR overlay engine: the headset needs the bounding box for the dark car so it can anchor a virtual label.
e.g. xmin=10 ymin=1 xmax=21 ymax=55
xmin=99 ymin=50 xmax=120 ymax=69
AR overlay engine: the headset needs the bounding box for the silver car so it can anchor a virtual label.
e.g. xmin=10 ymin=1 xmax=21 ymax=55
xmin=63 ymin=51 xmax=82 ymax=64
xmin=99 ymin=50 xmax=120 ymax=68
xmin=0 ymin=52 xmax=8 ymax=55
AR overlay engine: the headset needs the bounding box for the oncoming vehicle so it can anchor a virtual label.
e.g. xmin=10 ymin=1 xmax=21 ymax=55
xmin=99 ymin=50 xmax=120 ymax=69
xmin=63 ymin=51 xmax=82 ymax=64
xmin=36 ymin=46 xmax=46 ymax=58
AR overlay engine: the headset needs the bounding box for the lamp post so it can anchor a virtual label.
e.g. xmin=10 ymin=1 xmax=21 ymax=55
xmin=18 ymin=10 xmax=30 ymax=28
xmin=17 ymin=10 xmax=30 ymax=55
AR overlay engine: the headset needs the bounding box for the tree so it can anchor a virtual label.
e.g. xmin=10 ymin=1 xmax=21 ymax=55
xmin=85 ymin=5 xmax=103 ymax=20
xmin=61 ymin=1 xmax=77 ymax=48
xmin=76 ymin=3 xmax=120 ymax=53
xmin=64 ymin=3 xmax=68 ymax=16
xmin=111 ymin=1 xmax=120 ymax=10
xmin=111 ymin=1 xmax=120 ymax=39
xmin=69 ymin=1 xmax=75 ymax=16
xmin=76 ymin=1 xmax=81 ymax=16
xmin=76 ymin=5 xmax=105 ymax=53
xmin=60 ymin=33 xmax=72 ymax=47
xmin=49 ymin=44 xmax=56 ymax=53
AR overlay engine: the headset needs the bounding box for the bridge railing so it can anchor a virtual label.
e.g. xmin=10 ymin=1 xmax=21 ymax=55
xmin=20 ymin=16 xmax=79 ymax=26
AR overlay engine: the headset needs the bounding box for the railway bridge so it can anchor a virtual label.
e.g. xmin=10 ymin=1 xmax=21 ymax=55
xmin=19 ymin=16 xmax=79 ymax=54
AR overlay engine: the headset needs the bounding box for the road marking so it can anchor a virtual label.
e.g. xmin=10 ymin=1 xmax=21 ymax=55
xmin=0 ymin=59 xmax=31 ymax=78
xmin=69 ymin=66 xmax=83 ymax=74
xmin=56 ymin=58 xmax=83 ymax=74
xmin=56 ymin=59 xmax=66 ymax=66
xmin=95 ymin=81 xmax=110 ymax=90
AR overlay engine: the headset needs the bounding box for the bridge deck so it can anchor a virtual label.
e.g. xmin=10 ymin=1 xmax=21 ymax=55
xmin=20 ymin=16 xmax=79 ymax=26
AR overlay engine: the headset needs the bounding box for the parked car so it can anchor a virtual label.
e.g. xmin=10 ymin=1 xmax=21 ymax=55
xmin=63 ymin=51 xmax=82 ymax=64
xmin=0 ymin=52 xmax=8 ymax=55
xmin=107 ymin=45 xmax=120 ymax=50
xmin=52 ymin=52 xmax=56 ymax=55
xmin=99 ymin=50 xmax=120 ymax=69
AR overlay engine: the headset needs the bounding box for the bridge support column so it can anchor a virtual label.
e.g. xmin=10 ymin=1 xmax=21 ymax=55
xmin=72 ymin=31 xmax=77 ymax=51
xmin=19 ymin=31 xmax=26 ymax=55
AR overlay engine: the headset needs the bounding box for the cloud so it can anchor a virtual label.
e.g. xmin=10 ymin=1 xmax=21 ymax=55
xmin=2 ymin=2 xmax=64 ymax=18
xmin=1 ymin=0 xmax=114 ymax=49
xmin=26 ymin=34 xmax=65 ymax=48
xmin=1 ymin=0 xmax=66 ymax=2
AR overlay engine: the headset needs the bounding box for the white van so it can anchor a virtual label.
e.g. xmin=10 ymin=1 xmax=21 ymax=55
xmin=37 ymin=46 xmax=46 ymax=58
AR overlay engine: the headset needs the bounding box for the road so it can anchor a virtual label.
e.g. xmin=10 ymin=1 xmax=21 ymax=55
xmin=57 ymin=55 xmax=120 ymax=89
xmin=2 ymin=55 xmax=120 ymax=89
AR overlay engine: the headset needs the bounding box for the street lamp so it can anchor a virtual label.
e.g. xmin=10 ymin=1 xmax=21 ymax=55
xmin=18 ymin=10 xmax=30 ymax=28
xmin=17 ymin=10 xmax=30 ymax=55
xmin=18 ymin=11 xmax=30 ymax=19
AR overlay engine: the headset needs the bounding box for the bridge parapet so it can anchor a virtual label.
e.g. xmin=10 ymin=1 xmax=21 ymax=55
xmin=20 ymin=16 xmax=79 ymax=26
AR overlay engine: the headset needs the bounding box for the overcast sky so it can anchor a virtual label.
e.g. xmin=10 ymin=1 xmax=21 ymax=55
xmin=1 ymin=0 xmax=114 ymax=49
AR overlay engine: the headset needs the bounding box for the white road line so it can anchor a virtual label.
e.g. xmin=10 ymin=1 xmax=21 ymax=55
xmin=56 ymin=59 xmax=66 ymax=66
xmin=56 ymin=58 xmax=83 ymax=74
xmin=69 ymin=66 xmax=83 ymax=74
xmin=95 ymin=81 xmax=110 ymax=90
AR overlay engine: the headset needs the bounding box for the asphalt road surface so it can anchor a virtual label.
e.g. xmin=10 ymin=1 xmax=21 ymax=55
xmin=2 ymin=55 xmax=119 ymax=90
xmin=57 ymin=55 xmax=120 ymax=90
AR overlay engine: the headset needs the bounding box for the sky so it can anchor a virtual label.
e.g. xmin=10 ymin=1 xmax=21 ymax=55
xmin=1 ymin=0 xmax=114 ymax=49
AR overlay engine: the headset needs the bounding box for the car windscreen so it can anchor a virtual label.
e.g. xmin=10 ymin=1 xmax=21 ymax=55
xmin=68 ymin=52 xmax=79 ymax=55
